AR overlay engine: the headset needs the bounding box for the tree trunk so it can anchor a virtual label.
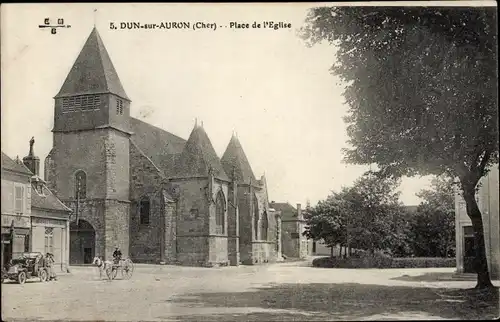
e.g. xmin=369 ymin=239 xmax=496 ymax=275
xmin=330 ymin=246 xmax=334 ymax=258
xmin=463 ymin=186 xmax=494 ymax=289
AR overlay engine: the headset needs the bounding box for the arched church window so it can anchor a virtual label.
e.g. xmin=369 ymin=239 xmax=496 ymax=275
xmin=261 ymin=211 xmax=268 ymax=240
xmin=139 ymin=197 xmax=150 ymax=225
xmin=253 ymin=195 xmax=259 ymax=240
xmin=75 ymin=170 xmax=86 ymax=199
xmin=215 ymin=190 xmax=225 ymax=234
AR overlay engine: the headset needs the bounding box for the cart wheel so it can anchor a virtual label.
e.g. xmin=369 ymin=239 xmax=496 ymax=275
xmin=39 ymin=269 xmax=48 ymax=282
xmin=122 ymin=259 xmax=134 ymax=280
xmin=17 ymin=271 xmax=27 ymax=285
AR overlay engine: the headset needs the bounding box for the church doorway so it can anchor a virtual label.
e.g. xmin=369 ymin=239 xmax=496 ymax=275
xmin=70 ymin=220 xmax=95 ymax=264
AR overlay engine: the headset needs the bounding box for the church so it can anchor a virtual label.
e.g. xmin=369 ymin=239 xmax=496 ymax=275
xmin=44 ymin=27 xmax=282 ymax=267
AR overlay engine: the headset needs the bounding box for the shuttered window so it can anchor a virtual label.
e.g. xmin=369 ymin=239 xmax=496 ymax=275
xmin=62 ymin=95 xmax=101 ymax=110
xmin=14 ymin=185 xmax=24 ymax=213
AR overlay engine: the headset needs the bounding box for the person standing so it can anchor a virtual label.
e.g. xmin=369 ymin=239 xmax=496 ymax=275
xmin=46 ymin=253 xmax=57 ymax=281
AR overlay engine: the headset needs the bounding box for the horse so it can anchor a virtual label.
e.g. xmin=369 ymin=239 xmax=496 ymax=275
xmin=92 ymin=256 xmax=112 ymax=279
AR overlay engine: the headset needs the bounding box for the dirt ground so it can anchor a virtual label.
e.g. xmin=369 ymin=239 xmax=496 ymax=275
xmin=2 ymin=260 xmax=499 ymax=321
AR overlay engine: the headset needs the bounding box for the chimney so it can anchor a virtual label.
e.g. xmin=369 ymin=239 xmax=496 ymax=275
xmin=23 ymin=136 xmax=40 ymax=176
xmin=297 ymin=203 xmax=302 ymax=219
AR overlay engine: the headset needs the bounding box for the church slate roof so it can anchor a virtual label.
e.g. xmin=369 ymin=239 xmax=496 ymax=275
xmin=1 ymin=152 xmax=33 ymax=175
xmin=55 ymin=27 xmax=130 ymax=100
xmin=221 ymin=134 xmax=256 ymax=184
xmin=174 ymin=124 xmax=230 ymax=182
xmin=129 ymin=117 xmax=186 ymax=175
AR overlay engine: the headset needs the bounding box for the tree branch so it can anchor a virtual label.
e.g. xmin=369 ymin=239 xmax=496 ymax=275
xmin=478 ymin=150 xmax=492 ymax=175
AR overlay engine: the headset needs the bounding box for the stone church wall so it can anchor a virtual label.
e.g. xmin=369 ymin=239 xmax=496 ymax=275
xmin=104 ymin=200 xmax=130 ymax=260
xmin=52 ymin=131 xmax=108 ymax=200
xmin=206 ymin=179 xmax=230 ymax=266
xmin=208 ymin=237 xmax=229 ymax=265
xmin=227 ymin=182 xmax=240 ymax=265
xmin=105 ymin=131 xmax=130 ymax=201
xmin=129 ymin=142 xmax=167 ymax=263
xmin=173 ymin=178 xmax=210 ymax=266
xmin=237 ymin=185 xmax=253 ymax=264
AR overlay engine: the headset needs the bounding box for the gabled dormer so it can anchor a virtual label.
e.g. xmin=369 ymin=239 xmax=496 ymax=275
xmin=52 ymin=27 xmax=131 ymax=134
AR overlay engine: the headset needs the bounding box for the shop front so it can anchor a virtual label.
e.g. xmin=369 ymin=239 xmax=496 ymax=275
xmin=1 ymin=215 xmax=31 ymax=268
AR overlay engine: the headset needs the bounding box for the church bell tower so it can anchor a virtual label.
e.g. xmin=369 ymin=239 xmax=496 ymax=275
xmin=48 ymin=27 xmax=131 ymax=262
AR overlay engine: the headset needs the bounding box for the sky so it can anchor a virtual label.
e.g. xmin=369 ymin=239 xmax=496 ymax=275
xmin=0 ymin=3 xmax=451 ymax=206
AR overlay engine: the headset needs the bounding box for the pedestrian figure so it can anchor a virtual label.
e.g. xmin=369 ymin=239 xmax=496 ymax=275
xmin=46 ymin=253 xmax=57 ymax=281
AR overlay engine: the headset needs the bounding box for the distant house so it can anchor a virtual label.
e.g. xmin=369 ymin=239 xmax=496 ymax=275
xmin=455 ymin=164 xmax=500 ymax=279
xmin=269 ymin=202 xmax=312 ymax=259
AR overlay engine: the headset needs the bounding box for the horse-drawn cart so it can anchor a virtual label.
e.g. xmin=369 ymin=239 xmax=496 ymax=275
xmin=106 ymin=258 xmax=134 ymax=280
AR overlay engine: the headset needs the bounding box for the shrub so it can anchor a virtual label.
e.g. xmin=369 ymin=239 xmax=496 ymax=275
xmin=391 ymin=257 xmax=455 ymax=268
xmin=312 ymin=256 xmax=455 ymax=269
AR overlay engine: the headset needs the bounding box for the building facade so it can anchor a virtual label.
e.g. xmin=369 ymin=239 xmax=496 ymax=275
xmin=269 ymin=202 xmax=312 ymax=259
xmin=1 ymin=153 xmax=32 ymax=268
xmin=24 ymin=139 xmax=72 ymax=272
xmin=44 ymin=27 xmax=282 ymax=266
xmin=455 ymin=164 xmax=500 ymax=279
xmin=1 ymin=141 xmax=71 ymax=272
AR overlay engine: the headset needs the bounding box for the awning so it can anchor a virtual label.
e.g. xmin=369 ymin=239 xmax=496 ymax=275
xmin=1 ymin=227 xmax=30 ymax=235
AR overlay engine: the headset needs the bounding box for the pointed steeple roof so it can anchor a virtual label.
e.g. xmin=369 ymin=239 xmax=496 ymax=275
xmin=221 ymin=133 xmax=256 ymax=184
xmin=175 ymin=124 xmax=229 ymax=181
xmin=55 ymin=27 xmax=129 ymax=100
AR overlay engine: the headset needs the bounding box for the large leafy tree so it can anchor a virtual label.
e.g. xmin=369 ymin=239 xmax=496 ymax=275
xmin=408 ymin=176 xmax=456 ymax=257
xmin=303 ymin=193 xmax=347 ymax=252
xmin=299 ymin=6 xmax=497 ymax=288
xmin=304 ymin=172 xmax=403 ymax=254
xmin=346 ymin=172 xmax=402 ymax=253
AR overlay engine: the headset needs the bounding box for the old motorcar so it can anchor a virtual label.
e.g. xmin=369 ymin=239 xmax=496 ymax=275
xmin=2 ymin=252 xmax=49 ymax=284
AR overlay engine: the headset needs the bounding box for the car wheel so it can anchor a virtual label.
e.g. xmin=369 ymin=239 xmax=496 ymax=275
xmin=17 ymin=271 xmax=27 ymax=285
xmin=39 ymin=269 xmax=48 ymax=282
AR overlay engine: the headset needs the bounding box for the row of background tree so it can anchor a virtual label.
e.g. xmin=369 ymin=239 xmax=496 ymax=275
xmin=303 ymin=172 xmax=456 ymax=258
